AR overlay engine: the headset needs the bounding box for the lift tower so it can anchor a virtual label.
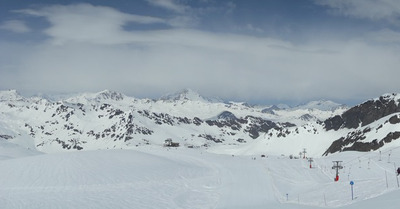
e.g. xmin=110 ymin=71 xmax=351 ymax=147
xmin=302 ymin=148 xmax=307 ymax=159
xmin=332 ymin=161 xmax=343 ymax=182
xmin=308 ymin=158 xmax=314 ymax=168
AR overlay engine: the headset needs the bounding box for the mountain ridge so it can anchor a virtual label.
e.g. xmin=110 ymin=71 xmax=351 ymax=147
xmin=1 ymin=89 xmax=399 ymax=156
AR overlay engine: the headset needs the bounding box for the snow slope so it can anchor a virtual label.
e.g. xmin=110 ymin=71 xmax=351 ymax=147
xmin=1 ymin=142 xmax=400 ymax=209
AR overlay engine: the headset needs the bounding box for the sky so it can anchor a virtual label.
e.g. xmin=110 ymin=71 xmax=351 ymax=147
xmin=1 ymin=0 xmax=400 ymax=105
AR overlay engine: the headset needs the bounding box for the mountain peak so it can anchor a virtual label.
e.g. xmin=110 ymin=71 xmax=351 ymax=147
xmin=216 ymin=111 xmax=238 ymax=121
xmin=94 ymin=90 xmax=125 ymax=101
xmin=294 ymin=100 xmax=346 ymax=111
xmin=62 ymin=90 xmax=126 ymax=104
xmin=160 ymin=88 xmax=218 ymax=103
xmin=375 ymin=93 xmax=400 ymax=106
xmin=0 ymin=89 xmax=24 ymax=102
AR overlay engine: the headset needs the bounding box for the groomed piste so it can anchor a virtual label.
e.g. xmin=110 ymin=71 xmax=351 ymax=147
xmin=1 ymin=140 xmax=400 ymax=209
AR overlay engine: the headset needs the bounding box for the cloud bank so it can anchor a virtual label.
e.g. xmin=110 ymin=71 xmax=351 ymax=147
xmin=1 ymin=2 xmax=400 ymax=105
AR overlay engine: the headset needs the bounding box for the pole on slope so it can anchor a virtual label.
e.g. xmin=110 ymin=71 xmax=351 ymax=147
xmin=368 ymin=158 xmax=371 ymax=169
xmin=350 ymin=181 xmax=354 ymax=200
xmin=385 ymin=170 xmax=389 ymax=189
xmin=397 ymin=174 xmax=400 ymax=188
xmin=394 ymin=162 xmax=399 ymax=188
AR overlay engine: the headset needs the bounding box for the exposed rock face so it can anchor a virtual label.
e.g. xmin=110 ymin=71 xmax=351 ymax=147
xmin=0 ymin=135 xmax=13 ymax=140
xmin=322 ymin=94 xmax=400 ymax=155
xmin=244 ymin=116 xmax=278 ymax=139
xmin=300 ymin=114 xmax=315 ymax=121
xmin=323 ymin=112 xmax=400 ymax=155
xmin=324 ymin=94 xmax=400 ymax=131
xmin=205 ymin=111 xmax=245 ymax=131
xmin=217 ymin=111 xmax=238 ymax=120
xmin=95 ymin=90 xmax=124 ymax=101
xmin=323 ymin=127 xmax=371 ymax=155
xmin=261 ymin=105 xmax=280 ymax=114
xmin=389 ymin=115 xmax=400 ymax=124
xmin=205 ymin=112 xmax=283 ymax=139
xmin=323 ymin=130 xmax=400 ymax=155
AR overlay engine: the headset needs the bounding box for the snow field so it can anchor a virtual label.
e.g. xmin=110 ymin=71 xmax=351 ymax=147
xmin=266 ymin=148 xmax=400 ymax=208
xmin=1 ymin=141 xmax=400 ymax=209
xmin=0 ymin=147 xmax=221 ymax=209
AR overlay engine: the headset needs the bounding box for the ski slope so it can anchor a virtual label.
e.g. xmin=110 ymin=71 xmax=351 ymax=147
xmin=1 ymin=141 xmax=400 ymax=209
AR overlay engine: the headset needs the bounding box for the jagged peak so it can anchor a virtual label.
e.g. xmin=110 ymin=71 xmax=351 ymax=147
xmin=217 ymin=111 xmax=238 ymax=121
xmin=350 ymin=93 xmax=400 ymax=109
xmin=94 ymin=90 xmax=125 ymax=101
xmin=261 ymin=105 xmax=281 ymax=114
xmin=374 ymin=93 xmax=400 ymax=106
xmin=62 ymin=90 xmax=126 ymax=104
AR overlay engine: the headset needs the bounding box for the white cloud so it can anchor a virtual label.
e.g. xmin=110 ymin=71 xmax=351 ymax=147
xmin=0 ymin=20 xmax=31 ymax=33
xmin=315 ymin=0 xmax=400 ymax=22
xmin=1 ymin=3 xmax=400 ymax=104
xmin=145 ymin=0 xmax=188 ymax=14
xmin=144 ymin=0 xmax=233 ymax=28
xmin=16 ymin=3 xmax=166 ymax=45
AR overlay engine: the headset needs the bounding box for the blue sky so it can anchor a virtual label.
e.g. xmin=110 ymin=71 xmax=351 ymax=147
xmin=1 ymin=0 xmax=400 ymax=105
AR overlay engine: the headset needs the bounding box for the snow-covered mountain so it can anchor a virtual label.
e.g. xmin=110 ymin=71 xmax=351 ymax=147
xmin=160 ymin=88 xmax=221 ymax=103
xmin=0 ymin=89 xmax=24 ymax=101
xmin=294 ymin=100 xmax=347 ymax=111
xmin=1 ymin=89 xmax=399 ymax=156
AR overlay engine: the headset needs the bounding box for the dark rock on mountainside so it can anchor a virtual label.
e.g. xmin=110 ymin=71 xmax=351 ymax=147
xmin=0 ymin=135 xmax=13 ymax=140
xmin=389 ymin=115 xmax=400 ymax=124
xmin=323 ymin=127 xmax=370 ymax=155
xmin=217 ymin=111 xmax=238 ymax=120
xmin=323 ymin=94 xmax=400 ymax=155
xmin=324 ymin=94 xmax=400 ymax=131
xmin=244 ymin=116 xmax=278 ymax=139
xmin=261 ymin=105 xmax=281 ymax=114
xmin=206 ymin=111 xmax=246 ymax=131
xmin=324 ymin=131 xmax=400 ymax=155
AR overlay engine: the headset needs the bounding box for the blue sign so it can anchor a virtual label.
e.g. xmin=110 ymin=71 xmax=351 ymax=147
xmin=350 ymin=181 xmax=354 ymax=185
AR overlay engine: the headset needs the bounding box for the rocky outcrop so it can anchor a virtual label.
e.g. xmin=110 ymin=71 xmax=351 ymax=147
xmin=324 ymin=130 xmax=400 ymax=155
xmin=206 ymin=111 xmax=246 ymax=131
xmin=323 ymin=112 xmax=400 ymax=155
xmin=244 ymin=116 xmax=278 ymax=139
xmin=324 ymin=94 xmax=400 ymax=131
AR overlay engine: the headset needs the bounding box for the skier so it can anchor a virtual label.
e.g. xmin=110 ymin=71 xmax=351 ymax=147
xmin=397 ymin=167 xmax=400 ymax=176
